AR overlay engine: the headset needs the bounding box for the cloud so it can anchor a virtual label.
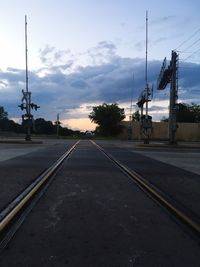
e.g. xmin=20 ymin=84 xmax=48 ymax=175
xmin=153 ymin=37 xmax=168 ymax=45
xmin=56 ymin=104 xmax=82 ymax=114
xmin=0 ymin=43 xmax=199 ymax=126
xmin=86 ymin=41 xmax=118 ymax=65
xmin=134 ymin=41 xmax=144 ymax=51
xmin=138 ymin=15 xmax=177 ymax=31
xmin=179 ymin=62 xmax=200 ymax=83
xmin=39 ymin=45 xmax=55 ymax=64
xmin=0 ymin=80 xmax=8 ymax=89
xmin=39 ymin=45 xmax=72 ymax=67
xmin=148 ymin=105 xmax=167 ymax=112
xmin=150 ymin=16 xmax=177 ymax=26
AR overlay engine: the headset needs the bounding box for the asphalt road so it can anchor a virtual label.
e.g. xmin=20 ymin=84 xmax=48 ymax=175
xmin=96 ymin=140 xmax=200 ymax=223
xmin=0 ymin=139 xmax=76 ymax=210
xmin=0 ymin=140 xmax=199 ymax=266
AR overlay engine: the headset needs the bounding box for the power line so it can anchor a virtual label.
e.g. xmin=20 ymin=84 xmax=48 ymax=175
xmin=183 ymin=47 xmax=200 ymax=61
xmin=177 ymin=51 xmax=197 ymax=54
xmin=182 ymin=38 xmax=200 ymax=53
xmin=179 ymin=65 xmax=200 ymax=68
xmin=175 ymin=28 xmax=200 ymax=50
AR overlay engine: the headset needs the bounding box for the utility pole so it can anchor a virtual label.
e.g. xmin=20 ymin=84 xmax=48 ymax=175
xmin=18 ymin=16 xmax=40 ymax=141
xmin=128 ymin=73 xmax=134 ymax=140
xmin=157 ymin=50 xmax=179 ymax=144
xmin=169 ymin=51 xmax=178 ymax=144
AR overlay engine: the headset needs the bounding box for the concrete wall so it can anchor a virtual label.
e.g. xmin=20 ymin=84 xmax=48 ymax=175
xmin=177 ymin=123 xmax=200 ymax=141
xmin=120 ymin=121 xmax=200 ymax=141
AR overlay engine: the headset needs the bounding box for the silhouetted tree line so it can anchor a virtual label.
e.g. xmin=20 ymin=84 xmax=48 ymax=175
xmin=161 ymin=103 xmax=200 ymax=123
xmin=0 ymin=106 xmax=80 ymax=136
xmin=131 ymin=103 xmax=200 ymax=123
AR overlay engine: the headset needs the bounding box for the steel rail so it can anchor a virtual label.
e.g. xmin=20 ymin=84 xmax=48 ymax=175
xmin=91 ymin=140 xmax=200 ymax=236
xmin=0 ymin=140 xmax=79 ymax=233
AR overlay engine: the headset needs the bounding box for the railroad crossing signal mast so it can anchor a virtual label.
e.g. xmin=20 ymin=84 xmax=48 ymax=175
xmin=18 ymin=16 xmax=40 ymax=141
xmin=136 ymin=11 xmax=152 ymax=144
xmin=55 ymin=113 xmax=61 ymax=138
xmin=157 ymin=51 xmax=179 ymax=144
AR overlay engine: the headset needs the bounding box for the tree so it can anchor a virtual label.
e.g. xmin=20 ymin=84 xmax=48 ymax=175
xmin=59 ymin=126 xmax=75 ymax=136
xmin=176 ymin=103 xmax=200 ymax=123
xmin=89 ymin=103 xmax=125 ymax=136
xmin=0 ymin=106 xmax=8 ymax=120
xmin=34 ymin=118 xmax=78 ymax=136
xmin=160 ymin=116 xmax=168 ymax=122
xmin=185 ymin=103 xmax=200 ymax=122
xmin=34 ymin=118 xmax=54 ymax=134
xmin=0 ymin=106 xmax=79 ymax=136
xmin=132 ymin=110 xmax=140 ymax=122
xmin=176 ymin=103 xmax=194 ymax=122
xmin=0 ymin=106 xmax=24 ymax=133
xmin=160 ymin=103 xmax=200 ymax=123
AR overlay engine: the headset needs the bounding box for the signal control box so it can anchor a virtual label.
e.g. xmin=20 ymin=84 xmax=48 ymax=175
xmin=141 ymin=115 xmax=152 ymax=129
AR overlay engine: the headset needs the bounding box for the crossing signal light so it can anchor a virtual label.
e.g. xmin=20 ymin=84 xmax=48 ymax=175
xmin=34 ymin=105 xmax=40 ymax=110
xmin=18 ymin=103 xmax=26 ymax=110
xmin=30 ymin=103 xmax=40 ymax=110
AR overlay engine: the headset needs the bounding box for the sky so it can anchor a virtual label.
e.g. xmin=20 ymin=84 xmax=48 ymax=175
xmin=0 ymin=0 xmax=200 ymax=131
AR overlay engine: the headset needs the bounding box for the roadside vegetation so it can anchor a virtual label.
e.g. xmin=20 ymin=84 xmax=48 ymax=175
xmin=161 ymin=103 xmax=200 ymax=123
xmin=1 ymin=102 xmax=199 ymax=137
xmin=131 ymin=103 xmax=200 ymax=123
xmin=89 ymin=103 xmax=125 ymax=137
xmin=0 ymin=106 xmax=80 ymax=137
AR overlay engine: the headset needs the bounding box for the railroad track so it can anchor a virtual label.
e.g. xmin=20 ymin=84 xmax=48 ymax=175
xmin=0 ymin=140 xmax=79 ymax=252
xmin=91 ymin=140 xmax=200 ymax=238
xmin=0 ymin=139 xmax=199 ymax=254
